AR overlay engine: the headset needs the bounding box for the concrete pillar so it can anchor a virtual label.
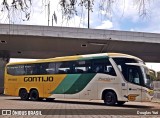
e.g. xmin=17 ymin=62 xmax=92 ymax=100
xmin=0 ymin=58 xmax=9 ymax=94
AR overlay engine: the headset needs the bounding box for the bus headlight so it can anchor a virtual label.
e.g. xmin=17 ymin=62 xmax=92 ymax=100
xmin=147 ymin=90 xmax=154 ymax=96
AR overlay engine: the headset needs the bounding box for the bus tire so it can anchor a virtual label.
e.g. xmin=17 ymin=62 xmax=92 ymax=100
xmin=30 ymin=89 xmax=39 ymax=101
xmin=104 ymin=91 xmax=117 ymax=106
xmin=46 ymin=98 xmax=54 ymax=102
xmin=19 ymin=89 xmax=29 ymax=100
xmin=117 ymin=101 xmax=125 ymax=105
xmin=38 ymin=98 xmax=44 ymax=101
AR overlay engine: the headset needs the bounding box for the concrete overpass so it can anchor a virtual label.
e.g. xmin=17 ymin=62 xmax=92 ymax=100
xmin=0 ymin=24 xmax=160 ymax=62
xmin=0 ymin=24 xmax=160 ymax=93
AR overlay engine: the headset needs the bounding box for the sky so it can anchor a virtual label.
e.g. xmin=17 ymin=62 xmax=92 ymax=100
xmin=0 ymin=0 xmax=160 ymax=72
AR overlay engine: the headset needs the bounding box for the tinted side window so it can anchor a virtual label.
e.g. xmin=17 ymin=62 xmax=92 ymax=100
xmin=113 ymin=58 xmax=137 ymax=80
xmin=25 ymin=64 xmax=37 ymax=75
xmin=7 ymin=64 xmax=38 ymax=75
xmin=46 ymin=63 xmax=55 ymax=74
xmin=7 ymin=59 xmax=116 ymax=76
xmin=113 ymin=58 xmax=144 ymax=85
xmin=7 ymin=65 xmax=25 ymax=75
xmin=113 ymin=58 xmax=137 ymax=64
xmin=92 ymin=59 xmax=105 ymax=73
xmin=38 ymin=63 xmax=56 ymax=75
xmin=92 ymin=59 xmax=116 ymax=76
xmin=7 ymin=63 xmax=55 ymax=75
xmin=74 ymin=60 xmax=92 ymax=73
xmin=127 ymin=66 xmax=143 ymax=85
xmin=56 ymin=61 xmax=73 ymax=74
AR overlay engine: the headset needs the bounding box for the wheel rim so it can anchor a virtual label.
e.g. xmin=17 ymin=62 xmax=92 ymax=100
xmin=32 ymin=92 xmax=37 ymax=99
xmin=106 ymin=95 xmax=112 ymax=102
xmin=22 ymin=92 xmax=26 ymax=98
xmin=106 ymin=94 xmax=112 ymax=103
xmin=104 ymin=92 xmax=116 ymax=105
xmin=30 ymin=90 xmax=39 ymax=100
xmin=20 ymin=90 xmax=28 ymax=99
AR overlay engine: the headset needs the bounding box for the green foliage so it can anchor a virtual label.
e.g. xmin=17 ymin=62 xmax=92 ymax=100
xmin=1 ymin=0 xmax=31 ymax=21
xmin=149 ymin=70 xmax=157 ymax=81
xmin=0 ymin=0 xmax=152 ymax=21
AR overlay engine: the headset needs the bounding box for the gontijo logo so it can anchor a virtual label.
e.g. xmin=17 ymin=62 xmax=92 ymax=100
xmin=24 ymin=76 xmax=54 ymax=82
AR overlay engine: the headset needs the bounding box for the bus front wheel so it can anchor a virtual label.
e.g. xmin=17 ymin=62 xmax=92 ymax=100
xmin=19 ymin=89 xmax=29 ymax=100
xmin=30 ymin=89 xmax=39 ymax=101
xmin=104 ymin=91 xmax=117 ymax=106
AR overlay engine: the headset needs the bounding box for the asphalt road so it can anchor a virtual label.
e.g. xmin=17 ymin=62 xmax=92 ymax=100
xmin=0 ymin=96 xmax=160 ymax=118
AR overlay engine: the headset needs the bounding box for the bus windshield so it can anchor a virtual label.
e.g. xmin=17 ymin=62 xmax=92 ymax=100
xmin=124 ymin=63 xmax=154 ymax=89
xmin=143 ymin=67 xmax=154 ymax=90
xmin=112 ymin=57 xmax=154 ymax=89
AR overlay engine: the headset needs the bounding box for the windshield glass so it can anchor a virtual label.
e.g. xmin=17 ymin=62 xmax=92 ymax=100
xmin=143 ymin=67 xmax=154 ymax=89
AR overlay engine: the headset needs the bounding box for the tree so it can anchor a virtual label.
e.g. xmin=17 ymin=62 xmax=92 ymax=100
xmin=1 ymin=0 xmax=31 ymax=21
xmin=0 ymin=0 xmax=151 ymax=21
xmin=149 ymin=69 xmax=157 ymax=81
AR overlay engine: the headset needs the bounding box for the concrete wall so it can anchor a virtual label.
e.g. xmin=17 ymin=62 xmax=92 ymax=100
xmin=0 ymin=58 xmax=7 ymax=94
xmin=153 ymin=81 xmax=160 ymax=99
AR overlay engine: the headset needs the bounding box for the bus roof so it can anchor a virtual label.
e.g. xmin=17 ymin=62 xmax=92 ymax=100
xmin=7 ymin=53 xmax=143 ymax=65
xmin=108 ymin=53 xmax=143 ymax=62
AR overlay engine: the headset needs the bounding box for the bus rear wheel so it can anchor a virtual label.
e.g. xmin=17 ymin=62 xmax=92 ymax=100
xmin=30 ymin=89 xmax=39 ymax=101
xmin=19 ymin=89 xmax=29 ymax=100
xmin=104 ymin=91 xmax=117 ymax=106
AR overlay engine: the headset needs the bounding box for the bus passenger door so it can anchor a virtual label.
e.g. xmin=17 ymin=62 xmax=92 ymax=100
xmin=127 ymin=66 xmax=142 ymax=102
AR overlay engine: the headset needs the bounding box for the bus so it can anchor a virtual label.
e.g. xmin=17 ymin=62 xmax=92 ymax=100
xmin=4 ymin=53 xmax=154 ymax=105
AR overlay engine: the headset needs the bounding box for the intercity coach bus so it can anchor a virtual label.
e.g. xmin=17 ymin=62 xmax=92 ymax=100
xmin=4 ymin=53 xmax=154 ymax=105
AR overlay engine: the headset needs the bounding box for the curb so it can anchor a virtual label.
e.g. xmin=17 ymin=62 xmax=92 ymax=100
xmin=152 ymin=98 xmax=160 ymax=103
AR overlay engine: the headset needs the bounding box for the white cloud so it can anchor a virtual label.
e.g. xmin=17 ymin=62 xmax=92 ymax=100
xmin=117 ymin=0 xmax=139 ymax=21
xmin=146 ymin=63 xmax=160 ymax=72
xmin=93 ymin=0 xmax=142 ymax=30
xmin=123 ymin=0 xmax=160 ymax=33
xmin=130 ymin=28 xmax=135 ymax=31
xmin=96 ymin=20 xmax=113 ymax=29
